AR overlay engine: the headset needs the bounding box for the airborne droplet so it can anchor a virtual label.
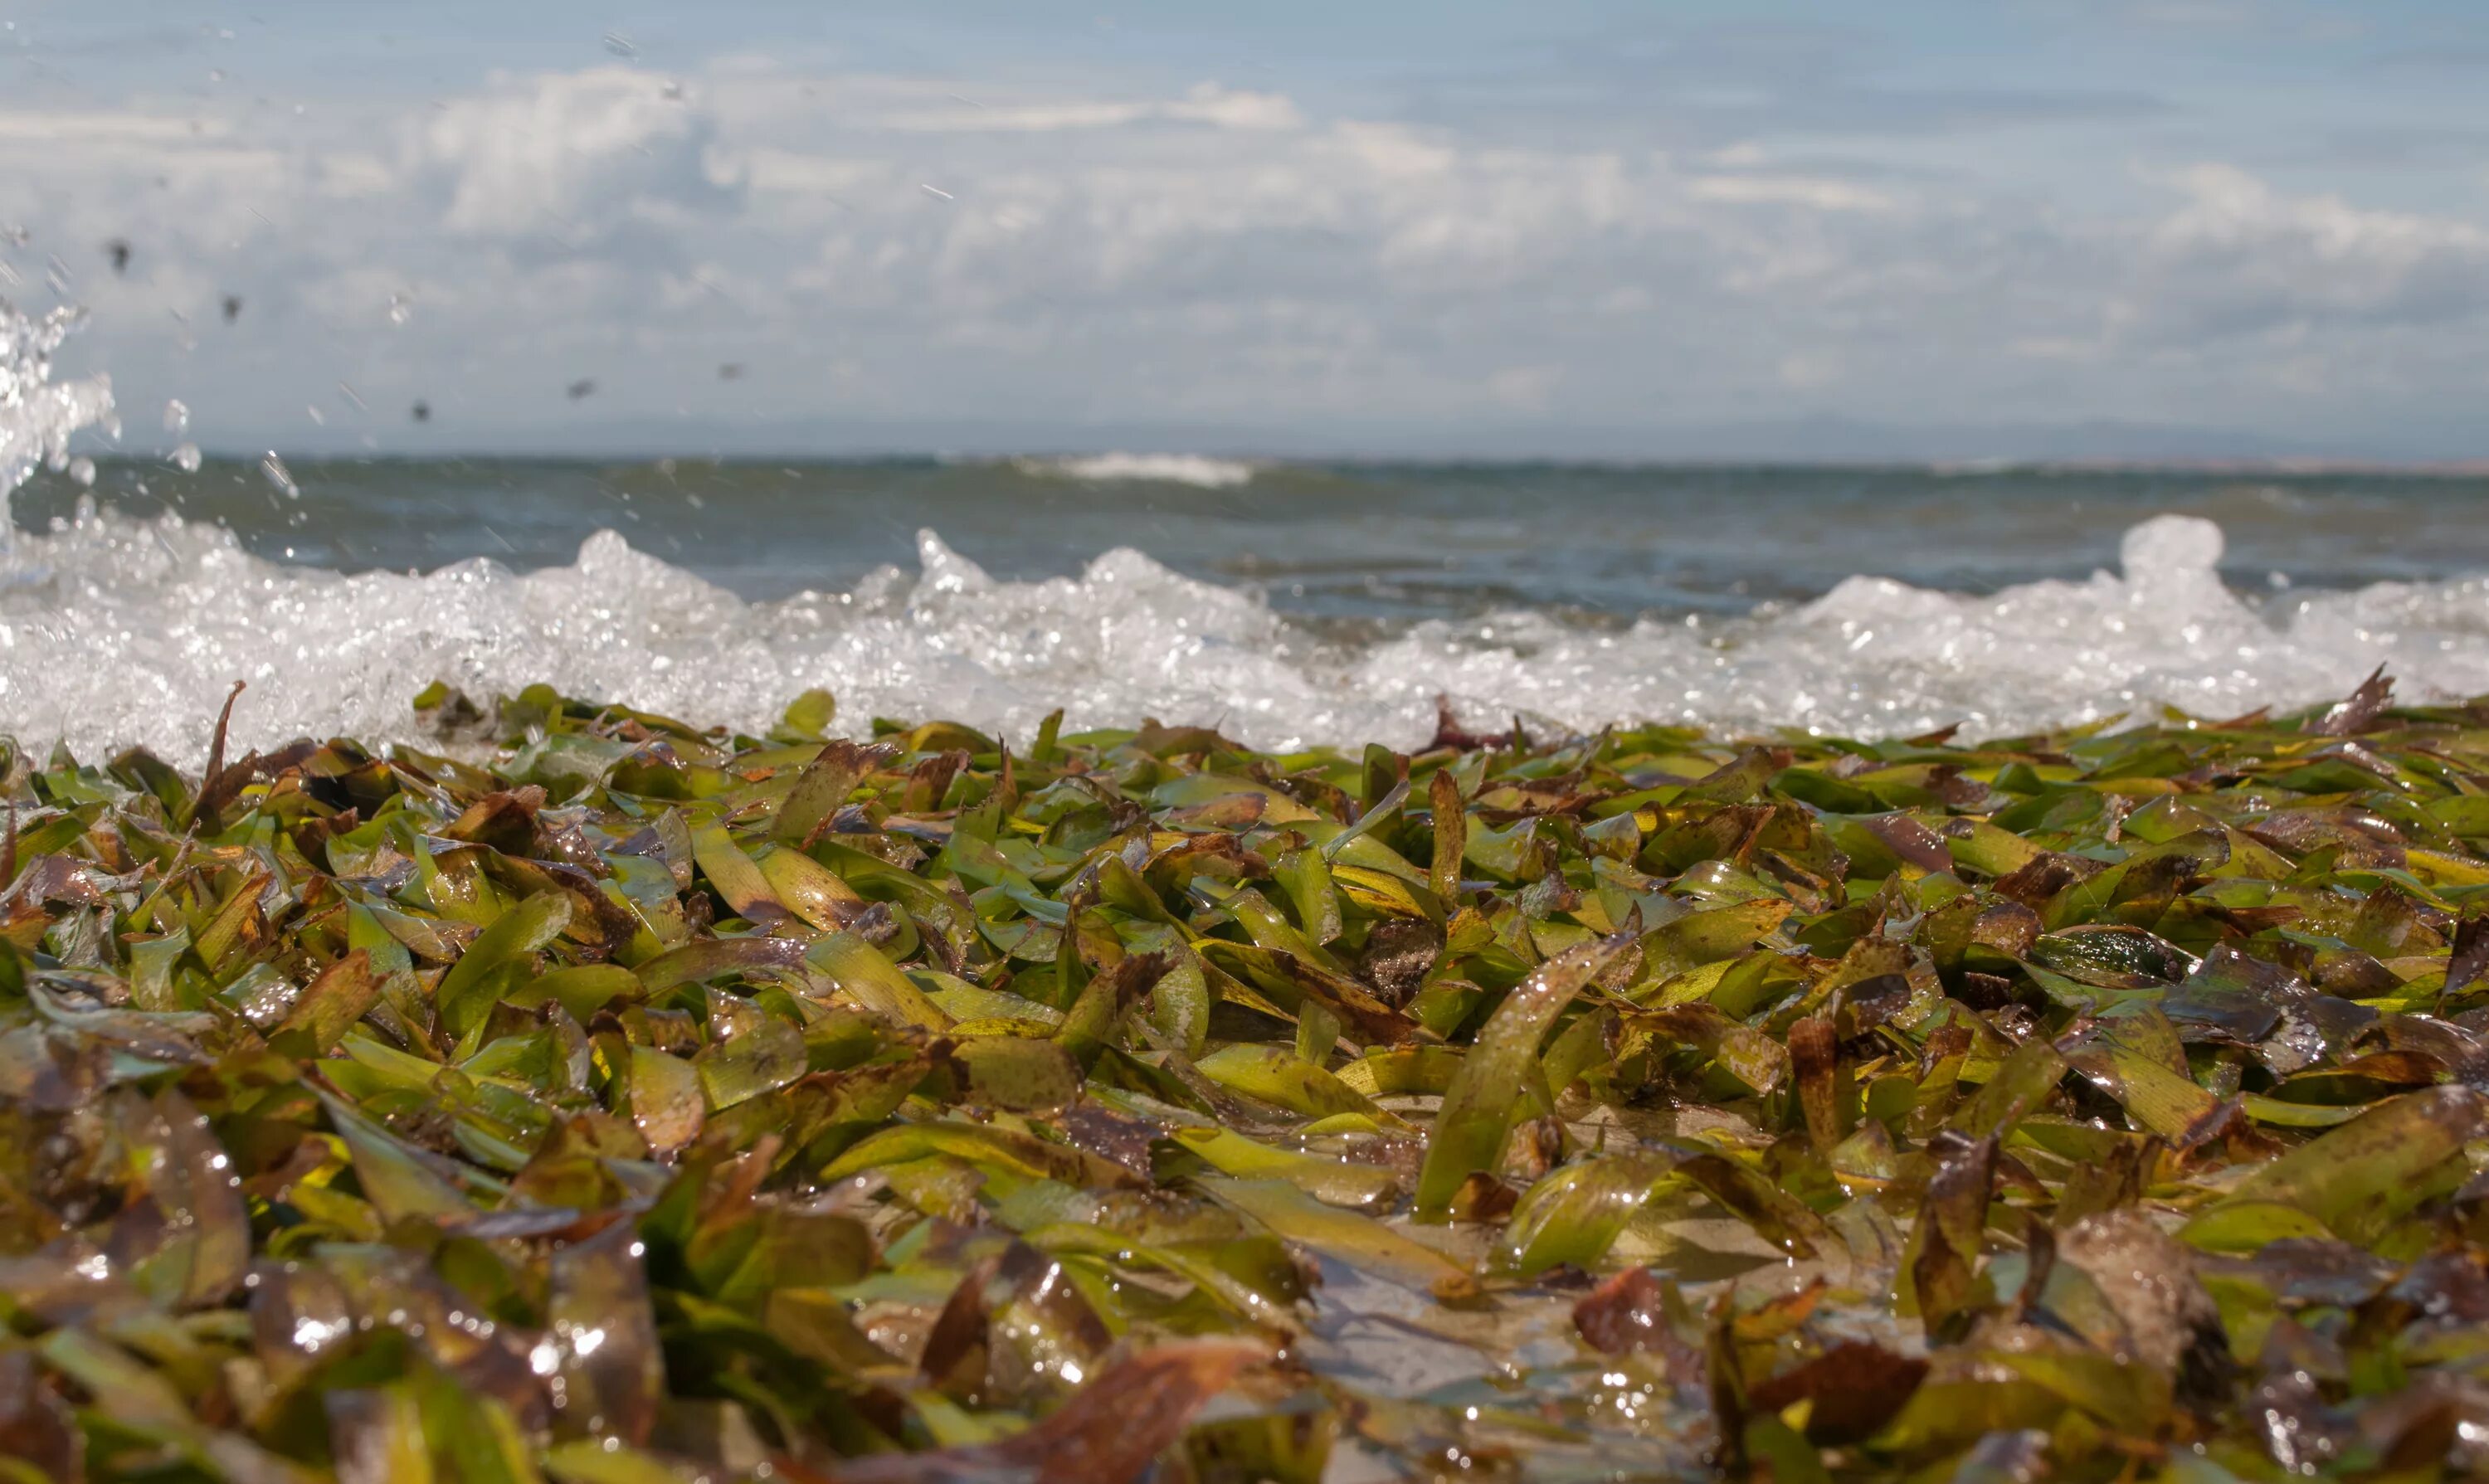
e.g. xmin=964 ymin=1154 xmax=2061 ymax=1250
xmin=261 ymin=450 xmax=300 ymax=499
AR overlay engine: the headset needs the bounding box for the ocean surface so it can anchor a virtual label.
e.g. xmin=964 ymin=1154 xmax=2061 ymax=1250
xmin=7 ymin=445 xmax=2489 ymax=767
xmin=17 ymin=453 xmax=2489 ymax=620
xmin=8 ymin=308 xmax=2489 ymax=763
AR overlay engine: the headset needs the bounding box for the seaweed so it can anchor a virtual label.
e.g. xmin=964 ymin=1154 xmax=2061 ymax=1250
xmin=3 ymin=676 xmax=2489 ymax=1480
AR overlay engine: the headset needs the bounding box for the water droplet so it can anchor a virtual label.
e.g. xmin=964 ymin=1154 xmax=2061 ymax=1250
xmin=171 ymin=442 xmax=202 ymax=473
xmin=261 ymin=450 xmax=299 ymax=499
xmin=163 ymin=398 xmax=189 ymax=434
xmin=66 ymin=456 xmax=95 ymax=487
xmin=387 ymin=291 xmax=412 ymax=326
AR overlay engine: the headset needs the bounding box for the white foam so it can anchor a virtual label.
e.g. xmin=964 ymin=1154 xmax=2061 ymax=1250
xmin=1022 ymin=452 xmax=1258 ymax=489
xmin=1 ymin=504 xmax=2484 ymax=768
xmin=1356 ymin=514 xmax=2489 ymax=742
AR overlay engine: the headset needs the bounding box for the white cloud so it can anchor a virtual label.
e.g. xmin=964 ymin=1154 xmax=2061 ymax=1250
xmin=11 ymin=59 xmax=2489 ymax=455
xmin=871 ymin=82 xmax=1303 ymax=134
xmin=0 ymin=111 xmax=227 ymax=144
xmin=2130 ymin=163 xmax=2489 ymax=337
xmin=1689 ymin=173 xmax=1895 ymax=212
xmin=1166 ymin=85 xmax=1304 ymax=133
xmin=412 ymin=68 xmax=742 ymax=241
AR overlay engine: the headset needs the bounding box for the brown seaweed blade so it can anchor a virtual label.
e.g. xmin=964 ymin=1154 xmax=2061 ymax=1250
xmin=813 ymin=1339 xmax=1269 ymax=1484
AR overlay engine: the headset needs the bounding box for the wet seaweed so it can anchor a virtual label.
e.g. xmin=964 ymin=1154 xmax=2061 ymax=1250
xmin=2 ymin=676 xmax=2489 ymax=1481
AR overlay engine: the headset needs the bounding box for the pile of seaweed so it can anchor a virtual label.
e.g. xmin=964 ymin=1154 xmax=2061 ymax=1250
xmin=4 ymin=674 xmax=2488 ymax=1483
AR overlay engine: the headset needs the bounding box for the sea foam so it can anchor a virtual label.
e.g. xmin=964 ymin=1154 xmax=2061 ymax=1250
xmin=2 ymin=503 xmax=2486 ymax=769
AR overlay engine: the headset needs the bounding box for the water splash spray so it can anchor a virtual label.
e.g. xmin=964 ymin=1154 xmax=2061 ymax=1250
xmin=0 ymin=298 xmax=118 ymax=530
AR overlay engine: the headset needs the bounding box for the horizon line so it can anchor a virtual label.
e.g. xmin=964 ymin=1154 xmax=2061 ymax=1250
xmin=64 ymin=449 xmax=2489 ymax=478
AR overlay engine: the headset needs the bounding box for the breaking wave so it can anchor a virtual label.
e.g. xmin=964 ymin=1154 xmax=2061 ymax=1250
xmin=7 ymin=296 xmax=2487 ymax=766
xmin=4 ymin=504 xmax=2487 ymax=768
xmin=1019 ymin=452 xmax=1258 ymax=488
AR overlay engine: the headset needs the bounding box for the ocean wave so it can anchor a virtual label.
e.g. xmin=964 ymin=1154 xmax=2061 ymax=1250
xmin=1020 ymin=451 xmax=1258 ymax=488
xmin=2 ymin=503 xmax=2484 ymax=768
xmin=7 ymin=308 xmax=2482 ymax=762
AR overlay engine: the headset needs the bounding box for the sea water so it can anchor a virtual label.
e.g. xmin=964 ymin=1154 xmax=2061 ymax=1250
xmin=7 ymin=299 xmax=2489 ymax=765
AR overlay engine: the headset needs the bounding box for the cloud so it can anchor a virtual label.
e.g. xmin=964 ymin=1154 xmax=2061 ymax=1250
xmin=869 ymin=82 xmax=1303 ymax=134
xmin=1688 ymin=173 xmax=1895 ymax=212
xmin=2125 ymin=163 xmax=2489 ymax=341
xmin=0 ymin=111 xmax=226 ymax=145
xmin=8 ymin=56 xmax=2489 ymax=458
xmin=412 ymin=68 xmax=743 ymax=246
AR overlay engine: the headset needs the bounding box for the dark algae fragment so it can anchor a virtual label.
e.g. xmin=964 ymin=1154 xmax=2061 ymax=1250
xmin=4 ymin=674 xmax=2489 ymax=1480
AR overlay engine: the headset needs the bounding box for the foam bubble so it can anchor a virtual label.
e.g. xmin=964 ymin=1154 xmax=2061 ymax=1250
xmin=0 ymin=504 xmax=2480 ymax=768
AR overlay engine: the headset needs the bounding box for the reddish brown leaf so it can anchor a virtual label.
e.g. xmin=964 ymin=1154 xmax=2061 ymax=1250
xmin=1573 ymin=1266 xmax=1673 ymax=1355
xmin=1859 ymin=813 xmax=1952 ymax=874
xmin=826 ymin=1338 xmax=1269 ymax=1484
xmin=1746 ymin=1341 xmax=1930 ymax=1445
xmin=1789 ymin=1015 xmax=1844 ymax=1154
xmin=2309 ymin=665 xmax=2394 ymax=737
xmin=2450 ymin=913 xmax=2489 ymax=1000
xmin=1429 ymin=695 xmax=1502 ymax=752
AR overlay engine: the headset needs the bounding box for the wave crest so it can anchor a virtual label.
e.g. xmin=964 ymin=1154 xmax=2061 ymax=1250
xmin=2 ymin=508 xmax=2482 ymax=766
xmin=1019 ymin=452 xmax=1257 ymax=488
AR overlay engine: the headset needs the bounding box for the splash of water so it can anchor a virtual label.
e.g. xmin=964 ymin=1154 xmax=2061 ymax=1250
xmin=1 ymin=499 xmax=2481 ymax=767
xmin=0 ymin=298 xmax=118 ymax=527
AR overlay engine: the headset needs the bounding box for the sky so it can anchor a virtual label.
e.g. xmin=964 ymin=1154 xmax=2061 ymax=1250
xmin=4 ymin=1 xmax=2487 ymax=460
